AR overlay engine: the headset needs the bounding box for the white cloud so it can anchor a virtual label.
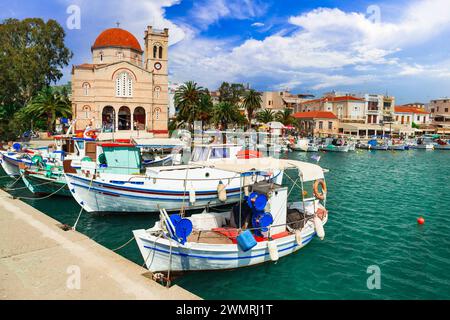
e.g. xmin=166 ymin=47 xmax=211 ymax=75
xmin=169 ymin=0 xmax=450 ymax=91
xmin=251 ymin=22 xmax=265 ymax=27
xmin=189 ymin=0 xmax=269 ymax=29
xmin=60 ymin=0 xmax=188 ymax=46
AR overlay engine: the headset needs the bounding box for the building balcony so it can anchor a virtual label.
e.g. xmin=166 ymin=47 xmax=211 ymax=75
xmin=367 ymin=109 xmax=380 ymax=114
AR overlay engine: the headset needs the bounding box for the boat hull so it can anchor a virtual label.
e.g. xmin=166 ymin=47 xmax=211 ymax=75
xmin=319 ymin=145 xmax=349 ymax=152
xmin=21 ymin=169 xmax=71 ymax=197
xmin=133 ymin=216 xmax=324 ymax=272
xmin=0 ymin=152 xmax=32 ymax=177
xmin=434 ymin=144 xmax=450 ymax=150
xmin=64 ymin=169 xmax=282 ymax=213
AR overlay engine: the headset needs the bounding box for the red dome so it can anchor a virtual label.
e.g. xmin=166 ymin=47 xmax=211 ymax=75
xmin=92 ymin=28 xmax=142 ymax=52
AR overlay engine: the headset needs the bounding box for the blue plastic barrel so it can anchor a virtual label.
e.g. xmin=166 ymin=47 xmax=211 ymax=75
xmin=237 ymin=230 xmax=257 ymax=252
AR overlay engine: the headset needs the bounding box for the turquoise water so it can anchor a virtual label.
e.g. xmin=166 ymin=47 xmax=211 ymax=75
xmin=1 ymin=149 xmax=450 ymax=299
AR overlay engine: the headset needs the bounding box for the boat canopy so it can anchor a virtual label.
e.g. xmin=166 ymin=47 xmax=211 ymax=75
xmin=197 ymin=158 xmax=326 ymax=182
xmin=131 ymin=138 xmax=185 ymax=148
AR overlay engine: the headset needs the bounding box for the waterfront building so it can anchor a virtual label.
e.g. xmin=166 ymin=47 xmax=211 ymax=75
xmin=262 ymin=91 xmax=313 ymax=111
xmin=394 ymin=106 xmax=431 ymax=126
xmin=71 ymin=26 xmax=169 ymax=137
xmin=292 ymin=111 xmax=339 ymax=136
xmin=427 ymin=98 xmax=450 ymax=134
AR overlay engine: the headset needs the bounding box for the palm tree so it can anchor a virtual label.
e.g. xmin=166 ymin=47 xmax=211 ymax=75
xmin=256 ymin=109 xmax=275 ymax=124
xmin=23 ymin=87 xmax=72 ymax=132
xmin=197 ymin=93 xmax=214 ymax=130
xmin=213 ymin=101 xmax=241 ymax=130
xmin=275 ymin=108 xmax=295 ymax=126
xmin=242 ymin=89 xmax=262 ymax=126
xmin=174 ymin=81 xmax=204 ymax=126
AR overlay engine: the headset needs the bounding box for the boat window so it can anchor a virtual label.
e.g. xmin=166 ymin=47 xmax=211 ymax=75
xmin=210 ymin=147 xmax=229 ymax=159
xmin=76 ymin=140 xmax=84 ymax=150
xmin=191 ymin=147 xmax=209 ymax=162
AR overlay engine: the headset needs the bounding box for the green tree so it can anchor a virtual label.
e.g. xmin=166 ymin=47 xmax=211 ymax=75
xmin=275 ymin=108 xmax=295 ymax=126
xmin=197 ymin=93 xmax=214 ymax=129
xmin=0 ymin=18 xmax=72 ymax=121
xmin=174 ymin=81 xmax=204 ymax=127
xmin=22 ymin=87 xmax=72 ymax=132
xmin=256 ymin=109 xmax=275 ymax=124
xmin=242 ymin=89 xmax=262 ymax=125
xmin=213 ymin=101 xmax=242 ymax=130
xmin=218 ymin=82 xmax=245 ymax=105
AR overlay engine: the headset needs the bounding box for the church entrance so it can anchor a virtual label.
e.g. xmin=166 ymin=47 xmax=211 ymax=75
xmin=133 ymin=107 xmax=146 ymax=130
xmin=118 ymin=106 xmax=131 ymax=130
xmin=102 ymin=106 xmax=115 ymax=132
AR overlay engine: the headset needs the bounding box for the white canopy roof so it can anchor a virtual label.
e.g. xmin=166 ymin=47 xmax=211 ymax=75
xmin=198 ymin=157 xmax=326 ymax=182
xmin=132 ymin=138 xmax=186 ymax=148
xmin=266 ymin=121 xmax=285 ymax=129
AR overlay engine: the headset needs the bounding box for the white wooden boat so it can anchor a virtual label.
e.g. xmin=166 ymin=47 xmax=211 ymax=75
xmin=289 ymin=139 xmax=319 ymax=152
xmin=64 ymin=143 xmax=283 ymax=213
xmin=133 ymin=158 xmax=329 ymax=272
xmin=434 ymin=139 xmax=450 ymax=150
xmin=0 ymin=150 xmax=33 ymax=177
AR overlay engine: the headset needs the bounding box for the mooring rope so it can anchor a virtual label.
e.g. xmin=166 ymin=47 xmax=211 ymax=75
xmin=112 ymin=236 xmax=135 ymax=252
xmin=14 ymin=182 xmax=67 ymax=200
xmin=72 ymin=174 xmax=95 ymax=231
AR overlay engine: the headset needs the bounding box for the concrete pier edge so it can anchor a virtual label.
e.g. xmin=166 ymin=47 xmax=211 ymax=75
xmin=0 ymin=189 xmax=200 ymax=300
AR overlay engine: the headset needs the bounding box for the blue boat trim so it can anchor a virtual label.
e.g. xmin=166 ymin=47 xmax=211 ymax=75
xmin=66 ymin=173 xmax=241 ymax=196
xmin=70 ymin=181 xmax=241 ymax=201
xmin=141 ymin=234 xmax=315 ymax=261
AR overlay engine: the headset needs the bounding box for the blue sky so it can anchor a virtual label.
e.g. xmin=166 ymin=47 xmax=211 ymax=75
xmin=2 ymin=0 xmax=450 ymax=104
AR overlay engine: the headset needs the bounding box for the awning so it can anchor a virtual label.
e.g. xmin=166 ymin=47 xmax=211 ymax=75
xmin=198 ymin=158 xmax=326 ymax=182
xmin=131 ymin=138 xmax=185 ymax=148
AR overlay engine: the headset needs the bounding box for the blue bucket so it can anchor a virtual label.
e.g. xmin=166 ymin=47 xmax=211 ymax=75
xmin=237 ymin=230 xmax=257 ymax=252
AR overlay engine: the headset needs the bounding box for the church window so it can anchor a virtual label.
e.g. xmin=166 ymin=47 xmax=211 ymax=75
xmin=159 ymin=46 xmax=163 ymax=59
xmin=154 ymin=86 xmax=161 ymax=99
xmin=116 ymin=72 xmax=133 ymax=97
xmin=153 ymin=45 xmax=157 ymax=58
xmin=82 ymin=83 xmax=90 ymax=96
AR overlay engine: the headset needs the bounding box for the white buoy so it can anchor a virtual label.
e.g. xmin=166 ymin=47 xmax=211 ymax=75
xmin=189 ymin=183 xmax=196 ymax=204
xmin=217 ymin=180 xmax=227 ymax=202
xmin=314 ymin=216 xmax=325 ymax=240
xmin=268 ymin=241 xmax=279 ymax=262
xmin=295 ymin=229 xmax=303 ymax=247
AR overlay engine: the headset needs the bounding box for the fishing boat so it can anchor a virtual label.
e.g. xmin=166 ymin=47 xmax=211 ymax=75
xmin=410 ymin=137 xmax=434 ymax=150
xmin=358 ymin=139 xmax=388 ymax=150
xmin=0 ymin=143 xmax=34 ymax=177
xmin=386 ymin=139 xmax=409 ymax=151
xmin=19 ymin=163 xmax=70 ymax=197
xmin=289 ymin=138 xmax=319 ymax=152
xmin=64 ymin=143 xmax=283 ymax=213
xmin=133 ymin=157 xmax=329 ymax=272
xmin=434 ymin=139 xmax=450 ymax=150
xmin=318 ymin=138 xmax=350 ymax=152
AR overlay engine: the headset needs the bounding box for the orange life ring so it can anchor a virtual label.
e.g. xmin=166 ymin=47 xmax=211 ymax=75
xmin=313 ymin=179 xmax=327 ymax=200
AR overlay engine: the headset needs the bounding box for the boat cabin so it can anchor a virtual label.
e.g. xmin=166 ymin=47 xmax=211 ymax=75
xmin=190 ymin=144 xmax=242 ymax=163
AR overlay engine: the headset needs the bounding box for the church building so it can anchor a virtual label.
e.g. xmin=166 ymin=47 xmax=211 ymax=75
xmin=71 ymin=25 xmax=169 ymax=137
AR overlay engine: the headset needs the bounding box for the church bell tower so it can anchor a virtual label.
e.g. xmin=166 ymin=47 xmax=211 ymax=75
xmin=144 ymin=26 xmax=169 ymax=132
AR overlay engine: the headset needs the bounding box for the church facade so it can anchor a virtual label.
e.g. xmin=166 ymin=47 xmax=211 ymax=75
xmin=71 ymin=26 xmax=169 ymax=136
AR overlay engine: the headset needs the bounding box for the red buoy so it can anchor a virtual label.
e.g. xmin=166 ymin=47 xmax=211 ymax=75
xmin=417 ymin=217 xmax=425 ymax=225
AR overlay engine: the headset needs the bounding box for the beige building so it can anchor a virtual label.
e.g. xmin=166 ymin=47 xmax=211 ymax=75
xmin=261 ymin=91 xmax=313 ymax=111
xmin=71 ymin=26 xmax=169 ymax=136
xmin=428 ymin=98 xmax=450 ymax=133
xmin=292 ymin=111 xmax=339 ymax=136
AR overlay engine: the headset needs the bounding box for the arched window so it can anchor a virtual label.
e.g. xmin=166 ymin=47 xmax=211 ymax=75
xmin=159 ymin=46 xmax=163 ymax=59
xmin=115 ymin=72 xmax=133 ymax=97
xmin=118 ymin=106 xmax=131 ymax=130
xmin=82 ymin=105 xmax=91 ymax=119
xmin=99 ymin=51 xmax=103 ymax=61
xmin=133 ymin=107 xmax=146 ymax=130
xmin=153 ymin=45 xmax=158 ymax=58
xmin=82 ymin=83 xmax=90 ymax=96
xmin=102 ymin=106 xmax=115 ymax=132
xmin=154 ymin=86 xmax=161 ymax=99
